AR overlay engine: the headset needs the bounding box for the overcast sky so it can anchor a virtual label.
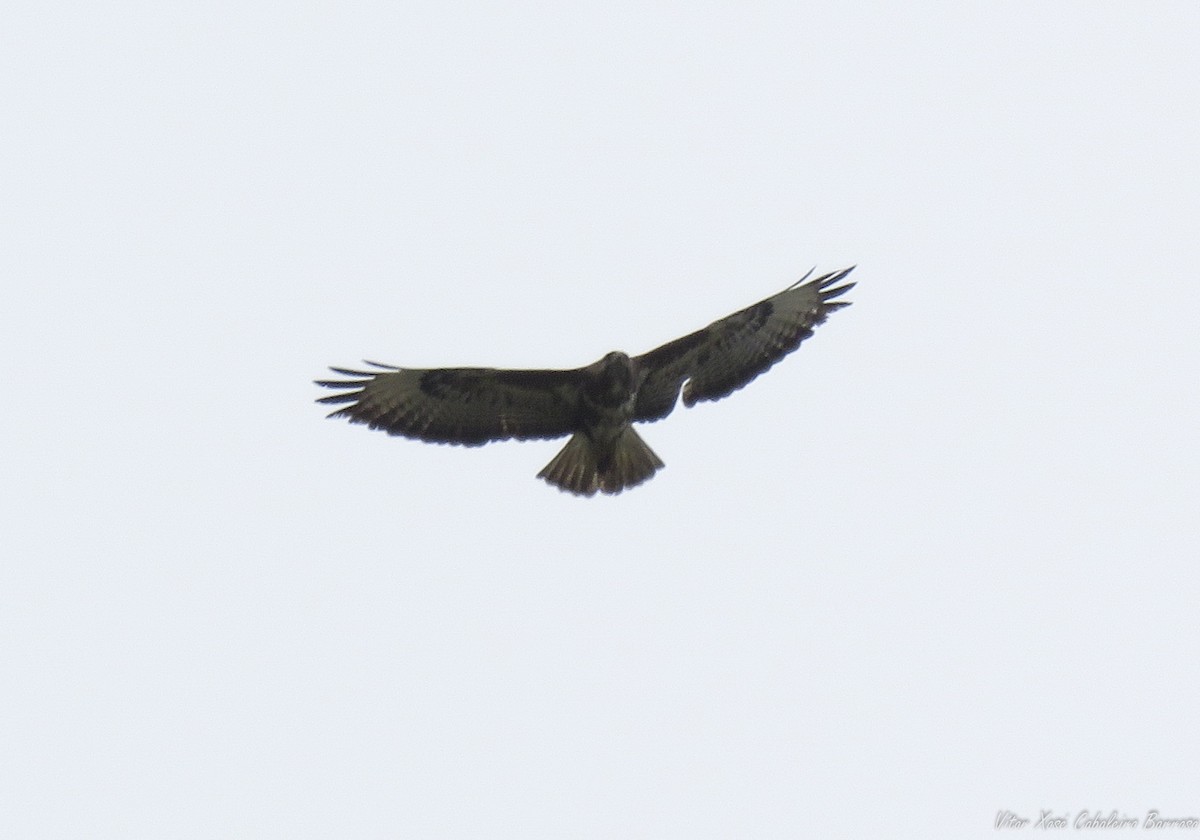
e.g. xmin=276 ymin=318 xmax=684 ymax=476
xmin=4 ymin=2 xmax=1199 ymax=838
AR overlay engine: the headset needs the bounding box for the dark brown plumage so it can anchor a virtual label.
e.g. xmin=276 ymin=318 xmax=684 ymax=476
xmin=316 ymin=266 xmax=855 ymax=495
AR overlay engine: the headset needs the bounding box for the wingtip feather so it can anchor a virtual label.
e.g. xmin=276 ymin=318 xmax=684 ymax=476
xmin=816 ymin=266 xmax=855 ymax=287
xmin=819 ymin=281 xmax=856 ymax=301
xmin=315 ymin=390 xmax=365 ymax=405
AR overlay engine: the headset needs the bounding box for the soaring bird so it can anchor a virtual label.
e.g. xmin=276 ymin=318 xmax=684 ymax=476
xmin=316 ymin=266 xmax=854 ymax=496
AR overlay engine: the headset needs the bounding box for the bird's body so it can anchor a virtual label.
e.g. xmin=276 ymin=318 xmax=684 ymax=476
xmin=317 ymin=267 xmax=855 ymax=495
xmin=537 ymin=351 xmax=663 ymax=495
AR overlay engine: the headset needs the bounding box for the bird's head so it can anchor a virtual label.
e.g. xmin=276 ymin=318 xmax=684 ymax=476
xmin=599 ymin=351 xmax=634 ymax=384
xmin=582 ymin=351 xmax=638 ymax=407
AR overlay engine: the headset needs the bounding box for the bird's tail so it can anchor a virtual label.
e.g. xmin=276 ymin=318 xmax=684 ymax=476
xmin=537 ymin=428 xmax=664 ymax=497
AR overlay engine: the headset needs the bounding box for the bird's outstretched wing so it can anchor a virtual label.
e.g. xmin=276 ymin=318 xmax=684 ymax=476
xmin=315 ymin=363 xmax=583 ymax=446
xmin=632 ymin=267 xmax=855 ymax=422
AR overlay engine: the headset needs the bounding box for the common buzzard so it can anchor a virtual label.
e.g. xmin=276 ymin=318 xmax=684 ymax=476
xmin=316 ymin=267 xmax=854 ymax=496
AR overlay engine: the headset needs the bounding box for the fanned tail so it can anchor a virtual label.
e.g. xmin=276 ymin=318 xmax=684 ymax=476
xmin=537 ymin=428 xmax=664 ymax=497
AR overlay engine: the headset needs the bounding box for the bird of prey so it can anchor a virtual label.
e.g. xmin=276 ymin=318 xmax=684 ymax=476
xmin=316 ymin=266 xmax=855 ymax=496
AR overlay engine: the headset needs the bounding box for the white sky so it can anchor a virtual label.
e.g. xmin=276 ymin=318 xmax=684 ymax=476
xmin=4 ymin=1 xmax=1199 ymax=838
